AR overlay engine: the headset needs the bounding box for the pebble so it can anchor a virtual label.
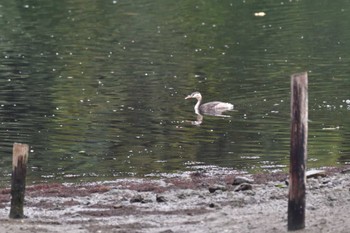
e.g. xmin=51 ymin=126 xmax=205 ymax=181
xmin=209 ymin=185 xmax=227 ymax=193
xmin=232 ymin=176 xmax=254 ymax=185
xmin=306 ymin=204 xmax=317 ymax=211
xmin=327 ymin=194 xmax=337 ymax=201
xmin=234 ymin=183 xmax=253 ymax=192
xmin=306 ymin=170 xmax=326 ymax=179
xmin=156 ymin=194 xmax=167 ymax=203
xmin=209 ymin=203 xmax=217 ymax=208
xmin=320 ymin=178 xmax=331 ymax=184
xmin=130 ymin=194 xmax=144 ymax=203
xmin=341 ymin=168 xmax=350 ymax=174
xmin=159 ymin=230 xmax=174 ymax=233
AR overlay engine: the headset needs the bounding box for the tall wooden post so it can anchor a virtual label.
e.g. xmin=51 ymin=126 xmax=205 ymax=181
xmin=9 ymin=143 xmax=29 ymax=219
xmin=288 ymin=72 xmax=308 ymax=230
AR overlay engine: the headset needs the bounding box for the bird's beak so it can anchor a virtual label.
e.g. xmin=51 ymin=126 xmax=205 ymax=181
xmin=185 ymin=95 xmax=191 ymax=100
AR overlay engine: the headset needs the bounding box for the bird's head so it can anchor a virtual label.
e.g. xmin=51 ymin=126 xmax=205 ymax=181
xmin=185 ymin=91 xmax=202 ymax=100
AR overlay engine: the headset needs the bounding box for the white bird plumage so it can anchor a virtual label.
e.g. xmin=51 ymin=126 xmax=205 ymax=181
xmin=185 ymin=91 xmax=234 ymax=116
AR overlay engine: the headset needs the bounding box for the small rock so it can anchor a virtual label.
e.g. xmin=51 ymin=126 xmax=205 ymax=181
xmin=306 ymin=170 xmax=326 ymax=179
xmin=159 ymin=230 xmax=174 ymax=233
xmin=113 ymin=204 xmax=123 ymax=209
xmin=341 ymin=168 xmax=350 ymax=174
xmin=234 ymin=183 xmax=253 ymax=192
xmin=327 ymin=194 xmax=337 ymax=201
xmin=320 ymin=178 xmax=331 ymax=184
xmin=209 ymin=185 xmax=227 ymax=193
xmin=326 ymin=182 xmax=334 ymax=188
xmin=233 ymin=176 xmax=254 ymax=185
xmin=208 ymin=203 xmax=216 ymax=208
xmin=306 ymin=204 xmax=317 ymax=211
xmin=156 ymin=194 xmax=167 ymax=203
xmin=130 ymin=194 xmax=144 ymax=203
xmin=142 ymin=198 xmax=153 ymax=203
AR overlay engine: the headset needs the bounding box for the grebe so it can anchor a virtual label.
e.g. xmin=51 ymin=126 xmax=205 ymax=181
xmin=185 ymin=91 xmax=234 ymax=116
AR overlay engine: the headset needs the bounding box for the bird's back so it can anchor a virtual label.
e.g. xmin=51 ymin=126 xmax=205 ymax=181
xmin=199 ymin=101 xmax=234 ymax=113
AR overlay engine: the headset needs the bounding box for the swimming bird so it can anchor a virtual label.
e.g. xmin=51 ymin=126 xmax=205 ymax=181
xmin=185 ymin=91 xmax=234 ymax=116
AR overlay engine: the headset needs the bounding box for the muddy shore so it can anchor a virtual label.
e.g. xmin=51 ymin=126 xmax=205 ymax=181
xmin=0 ymin=166 xmax=349 ymax=233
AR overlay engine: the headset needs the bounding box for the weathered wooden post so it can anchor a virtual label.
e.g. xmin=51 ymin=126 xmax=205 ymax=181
xmin=288 ymin=72 xmax=308 ymax=231
xmin=9 ymin=143 xmax=29 ymax=219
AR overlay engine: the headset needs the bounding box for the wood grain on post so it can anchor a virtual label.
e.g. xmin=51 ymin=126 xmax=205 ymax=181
xmin=288 ymin=72 xmax=308 ymax=231
xmin=9 ymin=143 xmax=29 ymax=219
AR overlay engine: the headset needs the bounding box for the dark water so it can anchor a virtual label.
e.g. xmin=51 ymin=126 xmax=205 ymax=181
xmin=0 ymin=0 xmax=349 ymax=184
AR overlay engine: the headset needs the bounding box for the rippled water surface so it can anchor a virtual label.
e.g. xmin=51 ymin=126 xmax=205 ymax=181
xmin=0 ymin=0 xmax=349 ymax=184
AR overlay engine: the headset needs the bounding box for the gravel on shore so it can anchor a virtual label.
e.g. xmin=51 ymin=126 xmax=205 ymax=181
xmin=0 ymin=166 xmax=349 ymax=233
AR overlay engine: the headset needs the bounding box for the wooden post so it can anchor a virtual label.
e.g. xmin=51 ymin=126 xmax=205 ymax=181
xmin=288 ymin=72 xmax=308 ymax=231
xmin=9 ymin=143 xmax=29 ymax=219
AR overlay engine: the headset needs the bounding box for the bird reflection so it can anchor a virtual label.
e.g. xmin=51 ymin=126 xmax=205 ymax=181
xmin=189 ymin=113 xmax=204 ymax=126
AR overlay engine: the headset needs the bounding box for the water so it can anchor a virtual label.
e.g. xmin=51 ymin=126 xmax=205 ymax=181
xmin=0 ymin=0 xmax=349 ymax=184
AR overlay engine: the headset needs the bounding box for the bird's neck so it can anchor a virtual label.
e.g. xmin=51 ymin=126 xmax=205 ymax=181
xmin=194 ymin=98 xmax=201 ymax=114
